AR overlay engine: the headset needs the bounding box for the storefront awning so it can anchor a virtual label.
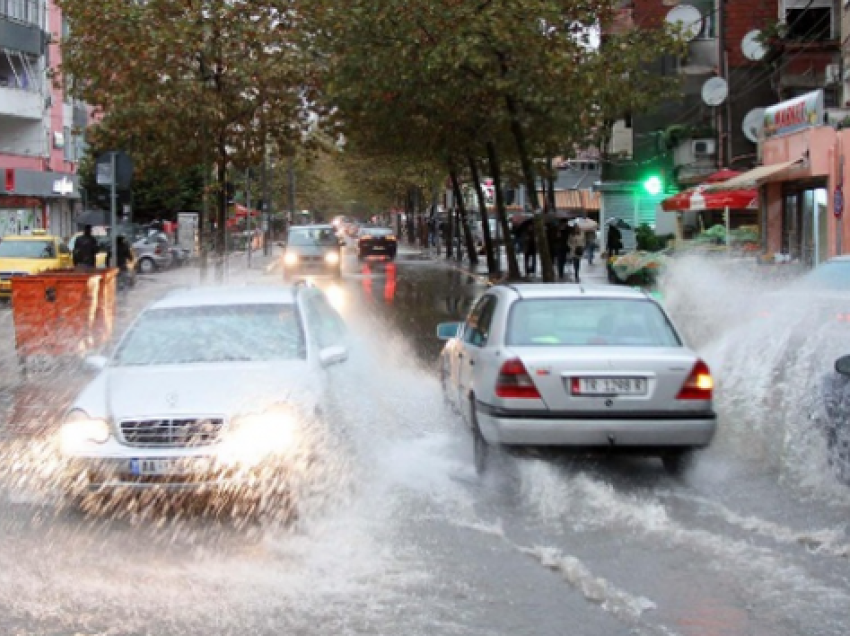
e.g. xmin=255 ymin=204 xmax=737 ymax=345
xmin=704 ymin=159 xmax=804 ymax=192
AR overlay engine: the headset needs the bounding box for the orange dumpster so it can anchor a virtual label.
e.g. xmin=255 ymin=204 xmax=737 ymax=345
xmin=10 ymin=269 xmax=117 ymax=365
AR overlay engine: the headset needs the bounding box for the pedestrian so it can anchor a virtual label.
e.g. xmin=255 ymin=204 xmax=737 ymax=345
xmin=523 ymin=225 xmax=537 ymax=277
xmin=568 ymin=223 xmax=585 ymax=283
xmin=73 ymin=224 xmax=99 ymax=268
xmin=585 ymin=229 xmax=598 ymax=266
xmin=607 ymin=221 xmax=623 ymax=257
xmin=554 ymin=220 xmax=570 ymax=280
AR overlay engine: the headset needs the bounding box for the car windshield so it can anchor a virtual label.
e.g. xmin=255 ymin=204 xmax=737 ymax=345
xmin=0 ymin=240 xmax=55 ymax=259
xmin=507 ymin=298 xmax=681 ymax=347
xmin=288 ymin=228 xmax=338 ymax=246
xmin=803 ymin=262 xmax=850 ymax=290
xmin=114 ymin=304 xmax=305 ymax=366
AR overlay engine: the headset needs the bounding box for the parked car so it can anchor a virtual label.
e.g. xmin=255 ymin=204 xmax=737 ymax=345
xmin=815 ymin=354 xmax=850 ymax=484
xmin=58 ymin=284 xmax=349 ymax=513
xmin=282 ymin=224 xmax=342 ymax=279
xmin=0 ymin=231 xmax=74 ymax=298
xmin=133 ymin=232 xmax=174 ymax=274
xmin=357 ymin=226 xmax=397 ymax=260
xmin=437 ymin=284 xmax=716 ymax=475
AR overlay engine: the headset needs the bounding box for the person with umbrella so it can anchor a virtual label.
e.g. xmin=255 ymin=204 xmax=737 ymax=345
xmin=607 ymin=219 xmax=623 ymax=257
xmin=568 ymin=222 xmax=586 ymax=283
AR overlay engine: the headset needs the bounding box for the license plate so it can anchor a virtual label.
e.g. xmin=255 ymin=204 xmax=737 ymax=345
xmin=373 ymin=245 xmax=385 ymax=250
xmin=129 ymin=458 xmax=209 ymax=476
xmin=574 ymin=377 xmax=647 ymax=396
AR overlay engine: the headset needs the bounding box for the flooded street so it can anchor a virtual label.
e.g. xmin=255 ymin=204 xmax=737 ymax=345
xmin=0 ymin=251 xmax=849 ymax=636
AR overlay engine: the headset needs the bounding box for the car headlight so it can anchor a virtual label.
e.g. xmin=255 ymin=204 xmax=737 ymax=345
xmin=283 ymin=252 xmax=299 ymax=266
xmin=218 ymin=404 xmax=300 ymax=466
xmin=60 ymin=409 xmax=110 ymax=452
xmin=325 ymin=251 xmax=340 ymax=265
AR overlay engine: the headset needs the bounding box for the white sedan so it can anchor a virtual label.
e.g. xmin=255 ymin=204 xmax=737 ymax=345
xmin=438 ymin=284 xmax=716 ymax=475
xmin=58 ymin=283 xmax=348 ymax=511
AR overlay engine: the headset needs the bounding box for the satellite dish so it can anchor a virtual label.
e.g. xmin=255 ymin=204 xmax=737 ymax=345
xmin=742 ymin=108 xmax=766 ymax=143
xmin=741 ymin=30 xmax=766 ymax=61
xmin=701 ymin=77 xmax=728 ymax=106
xmin=665 ymin=5 xmax=702 ymax=42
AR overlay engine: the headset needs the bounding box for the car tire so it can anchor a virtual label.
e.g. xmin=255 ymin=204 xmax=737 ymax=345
xmin=662 ymin=450 xmax=695 ymax=476
xmin=470 ymin=399 xmax=490 ymax=475
xmin=138 ymin=257 xmax=156 ymax=274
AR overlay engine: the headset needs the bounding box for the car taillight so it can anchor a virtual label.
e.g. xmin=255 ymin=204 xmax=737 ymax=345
xmin=360 ymin=235 xmax=372 ymax=241
xmin=676 ymin=360 xmax=714 ymax=400
xmin=495 ymin=358 xmax=541 ymax=399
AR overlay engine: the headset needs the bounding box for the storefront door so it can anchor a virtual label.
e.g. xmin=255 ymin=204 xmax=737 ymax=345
xmin=782 ymin=182 xmax=828 ymax=266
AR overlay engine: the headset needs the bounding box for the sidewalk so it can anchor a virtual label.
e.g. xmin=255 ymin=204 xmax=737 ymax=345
xmin=400 ymin=242 xmax=611 ymax=286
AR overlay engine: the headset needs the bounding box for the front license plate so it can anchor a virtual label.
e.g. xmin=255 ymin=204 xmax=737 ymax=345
xmin=575 ymin=377 xmax=647 ymax=396
xmin=129 ymin=458 xmax=209 ymax=476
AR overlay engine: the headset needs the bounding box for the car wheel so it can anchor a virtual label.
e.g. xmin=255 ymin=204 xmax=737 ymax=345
xmin=138 ymin=257 xmax=156 ymax=274
xmin=662 ymin=450 xmax=695 ymax=476
xmin=470 ymin=399 xmax=490 ymax=475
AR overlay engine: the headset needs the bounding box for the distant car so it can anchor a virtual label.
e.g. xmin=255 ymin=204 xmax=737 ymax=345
xmin=133 ymin=232 xmax=174 ymax=274
xmin=58 ymin=284 xmax=349 ymax=511
xmin=0 ymin=231 xmax=74 ymax=298
xmin=437 ymin=284 xmax=716 ymax=475
xmin=357 ymin=226 xmax=397 ymax=260
xmin=283 ymin=224 xmax=342 ymax=279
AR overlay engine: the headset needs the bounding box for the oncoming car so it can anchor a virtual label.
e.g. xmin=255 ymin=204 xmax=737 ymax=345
xmin=58 ymin=283 xmax=349 ymax=512
xmin=282 ymin=224 xmax=342 ymax=279
xmin=437 ymin=284 xmax=716 ymax=475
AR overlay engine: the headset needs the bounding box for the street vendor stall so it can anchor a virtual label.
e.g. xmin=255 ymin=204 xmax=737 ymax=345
xmin=661 ymin=169 xmax=759 ymax=255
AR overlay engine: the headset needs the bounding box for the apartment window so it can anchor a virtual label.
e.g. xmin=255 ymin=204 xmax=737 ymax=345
xmin=784 ymin=0 xmax=834 ymax=41
xmin=1 ymin=0 xmax=42 ymax=27
xmin=690 ymin=0 xmax=716 ymax=39
xmin=63 ymin=127 xmax=73 ymax=161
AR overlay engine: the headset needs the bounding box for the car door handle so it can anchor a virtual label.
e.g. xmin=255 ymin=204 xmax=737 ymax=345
xmin=469 ymin=359 xmax=474 ymax=366
xmin=458 ymin=353 xmax=464 ymax=359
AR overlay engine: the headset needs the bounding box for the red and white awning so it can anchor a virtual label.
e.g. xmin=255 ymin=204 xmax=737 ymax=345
xmin=661 ymin=169 xmax=758 ymax=212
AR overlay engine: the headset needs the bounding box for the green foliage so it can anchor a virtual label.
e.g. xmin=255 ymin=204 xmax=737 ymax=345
xmin=635 ymin=224 xmax=672 ymax=252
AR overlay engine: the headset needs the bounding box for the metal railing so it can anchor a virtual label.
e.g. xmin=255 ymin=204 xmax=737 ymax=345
xmin=0 ymin=0 xmax=43 ymax=27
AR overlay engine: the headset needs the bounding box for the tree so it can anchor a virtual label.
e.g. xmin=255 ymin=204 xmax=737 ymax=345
xmin=58 ymin=0 xmax=319 ymax=276
xmin=308 ymin=0 xmax=683 ymax=282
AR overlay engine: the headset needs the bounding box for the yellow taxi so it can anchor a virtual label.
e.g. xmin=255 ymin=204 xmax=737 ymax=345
xmin=0 ymin=230 xmax=74 ymax=297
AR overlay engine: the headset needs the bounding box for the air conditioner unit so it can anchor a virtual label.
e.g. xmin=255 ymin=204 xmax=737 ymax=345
xmin=825 ymin=64 xmax=840 ymax=85
xmin=692 ymin=139 xmax=716 ymax=158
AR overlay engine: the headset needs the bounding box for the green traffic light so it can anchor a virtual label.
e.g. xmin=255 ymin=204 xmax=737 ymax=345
xmin=643 ymin=176 xmax=662 ymax=195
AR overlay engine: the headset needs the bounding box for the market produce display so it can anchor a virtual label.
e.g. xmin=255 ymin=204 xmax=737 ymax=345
xmin=609 ymin=250 xmax=670 ymax=283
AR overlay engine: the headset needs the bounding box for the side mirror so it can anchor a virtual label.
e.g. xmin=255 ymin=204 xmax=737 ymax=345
xmin=319 ymin=345 xmax=348 ymax=367
xmin=836 ymin=355 xmax=850 ymax=376
xmin=436 ymin=322 xmax=461 ymax=340
xmin=85 ymin=355 xmax=108 ymax=371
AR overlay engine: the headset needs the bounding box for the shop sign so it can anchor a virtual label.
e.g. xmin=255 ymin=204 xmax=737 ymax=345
xmin=763 ymin=90 xmax=824 ymax=139
xmin=52 ymin=177 xmax=74 ymax=196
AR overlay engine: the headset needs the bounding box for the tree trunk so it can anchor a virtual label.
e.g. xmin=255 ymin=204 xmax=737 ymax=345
xmin=216 ymin=132 xmax=228 ymax=281
xmin=449 ymin=167 xmax=478 ymax=266
xmin=546 ymin=157 xmax=557 ymax=215
xmin=446 ymin=205 xmax=454 ymax=259
xmin=199 ymin=161 xmax=210 ymax=283
xmin=486 ymin=141 xmax=521 ymax=281
xmin=468 ymin=155 xmax=498 ymax=276
xmin=505 ymin=94 xmax=554 ymax=282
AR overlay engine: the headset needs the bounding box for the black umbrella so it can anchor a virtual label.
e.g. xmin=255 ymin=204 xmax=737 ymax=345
xmin=75 ymin=210 xmax=109 ymax=227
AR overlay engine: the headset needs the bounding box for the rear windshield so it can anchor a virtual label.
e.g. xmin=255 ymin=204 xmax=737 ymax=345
xmin=288 ymin=228 xmax=338 ymax=246
xmin=0 ymin=240 xmax=55 ymax=259
xmin=507 ymin=298 xmax=681 ymax=347
xmin=361 ymin=227 xmax=393 ymax=236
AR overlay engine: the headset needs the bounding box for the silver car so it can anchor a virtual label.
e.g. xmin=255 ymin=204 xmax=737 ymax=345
xmin=133 ymin=232 xmax=174 ymax=274
xmin=282 ymin=224 xmax=342 ymax=279
xmin=58 ymin=284 xmax=349 ymax=511
xmin=437 ymin=284 xmax=716 ymax=475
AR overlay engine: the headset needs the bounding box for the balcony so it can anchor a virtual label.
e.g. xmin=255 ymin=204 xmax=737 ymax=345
xmin=0 ymin=86 xmax=42 ymax=120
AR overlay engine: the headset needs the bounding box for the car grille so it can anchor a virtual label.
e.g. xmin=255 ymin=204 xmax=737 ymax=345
xmin=119 ymin=418 xmax=225 ymax=448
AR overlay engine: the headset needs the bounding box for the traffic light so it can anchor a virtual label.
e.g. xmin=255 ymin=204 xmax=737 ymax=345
xmin=643 ymin=175 xmax=663 ymax=196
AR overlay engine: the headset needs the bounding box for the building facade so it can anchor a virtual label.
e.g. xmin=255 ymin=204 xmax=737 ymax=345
xmin=598 ymin=1 xmax=840 ymax=242
xmin=0 ymin=0 xmax=86 ymax=239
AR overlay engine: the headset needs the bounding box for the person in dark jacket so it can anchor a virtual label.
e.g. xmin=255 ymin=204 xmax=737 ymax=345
xmin=73 ymin=225 xmax=99 ymax=268
xmin=607 ymin=222 xmax=623 ymax=257
xmin=554 ymin=220 xmax=570 ymax=280
xmin=523 ymin=226 xmax=537 ymax=277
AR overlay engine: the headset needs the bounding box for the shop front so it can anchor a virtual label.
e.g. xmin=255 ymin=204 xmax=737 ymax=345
xmin=0 ymin=168 xmax=80 ymax=239
xmin=705 ymin=90 xmax=848 ymax=267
